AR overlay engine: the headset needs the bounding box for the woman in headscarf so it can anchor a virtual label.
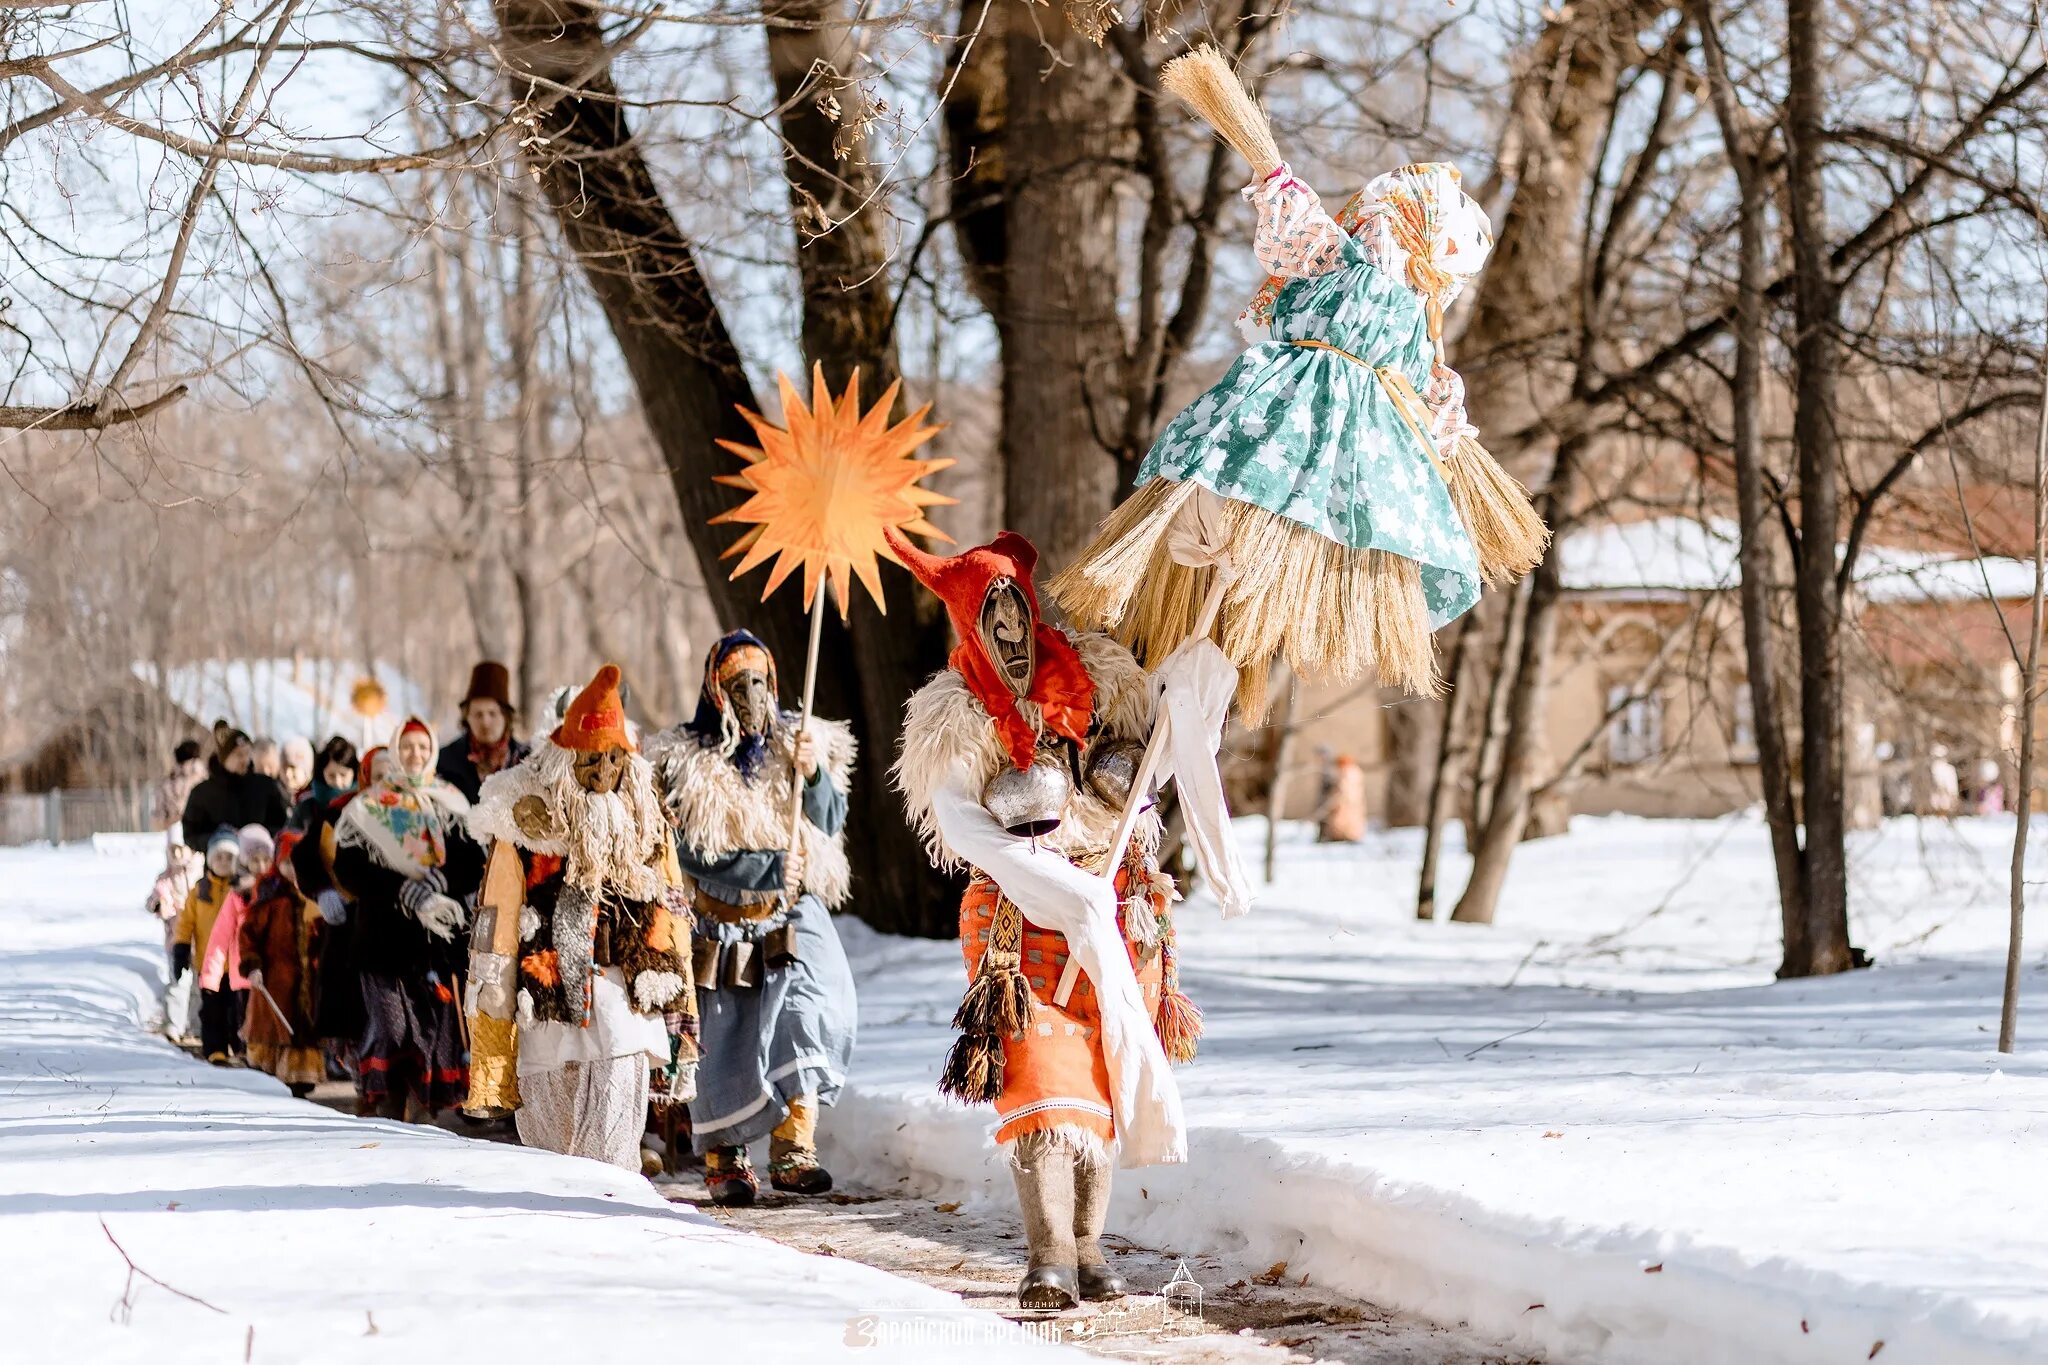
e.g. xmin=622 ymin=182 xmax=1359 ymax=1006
xmin=332 ymin=719 xmax=481 ymax=1120
xmin=647 ymin=630 xmax=858 ymax=1206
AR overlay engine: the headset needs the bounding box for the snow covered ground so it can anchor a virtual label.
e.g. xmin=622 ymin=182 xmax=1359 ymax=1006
xmin=826 ymin=813 xmax=2048 ymax=1365
xmin=0 ymin=838 xmax=1071 ymax=1364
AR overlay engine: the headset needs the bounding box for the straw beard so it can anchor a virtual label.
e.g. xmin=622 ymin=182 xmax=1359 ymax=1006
xmin=519 ymin=740 xmax=666 ymax=901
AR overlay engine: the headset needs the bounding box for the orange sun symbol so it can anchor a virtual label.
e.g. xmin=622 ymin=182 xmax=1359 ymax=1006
xmin=712 ymin=365 xmax=956 ymax=617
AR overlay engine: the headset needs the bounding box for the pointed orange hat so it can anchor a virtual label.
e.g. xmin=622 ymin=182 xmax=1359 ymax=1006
xmin=555 ymin=663 xmax=632 ymax=753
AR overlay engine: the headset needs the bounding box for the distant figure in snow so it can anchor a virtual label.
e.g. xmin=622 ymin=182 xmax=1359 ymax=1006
xmin=289 ymin=736 xmax=359 ymax=833
xmin=239 ymin=829 xmax=326 ymax=1096
xmin=1975 ymin=759 xmax=2005 ymax=817
xmin=153 ymin=740 xmax=206 ymax=835
xmin=437 ymin=660 xmax=529 ymax=804
xmin=1926 ymin=745 xmax=1960 ymax=817
xmin=1318 ymin=753 xmax=1369 ymax=843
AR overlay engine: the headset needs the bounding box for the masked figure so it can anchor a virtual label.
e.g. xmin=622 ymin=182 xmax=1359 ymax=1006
xmin=647 ymin=630 xmax=858 ymax=1206
xmin=462 ymin=664 xmax=699 ymax=1170
xmin=890 ymin=529 xmax=1219 ymax=1311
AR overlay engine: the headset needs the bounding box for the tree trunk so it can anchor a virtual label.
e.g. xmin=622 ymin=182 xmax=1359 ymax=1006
xmin=765 ymin=0 xmax=901 ymax=397
xmin=1416 ymin=616 xmax=1475 ymax=920
xmin=1263 ymin=666 xmax=1298 ymax=882
xmin=1782 ymin=0 xmax=1856 ymax=976
xmin=1381 ymin=699 xmax=1435 ymax=829
xmin=764 ymin=0 xmax=961 ymax=935
xmin=494 ymin=0 xmax=957 ymax=936
xmin=996 ymin=18 xmax=1127 ymax=572
xmin=1450 ymin=438 xmax=1588 ymax=924
xmin=1695 ymin=0 xmax=1808 ymax=964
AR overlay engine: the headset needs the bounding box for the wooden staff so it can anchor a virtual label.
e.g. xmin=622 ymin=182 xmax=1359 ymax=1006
xmin=780 ymin=591 xmax=829 ymax=898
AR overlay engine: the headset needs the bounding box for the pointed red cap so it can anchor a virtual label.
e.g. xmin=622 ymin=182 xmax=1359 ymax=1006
xmin=555 ymin=663 xmax=632 ymax=753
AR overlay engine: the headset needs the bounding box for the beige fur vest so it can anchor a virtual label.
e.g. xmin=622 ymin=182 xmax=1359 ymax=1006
xmin=646 ymin=713 xmax=856 ymax=910
xmin=893 ymin=629 xmax=1160 ymax=875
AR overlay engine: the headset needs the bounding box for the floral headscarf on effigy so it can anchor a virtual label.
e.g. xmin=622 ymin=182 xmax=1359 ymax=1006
xmin=1239 ymin=161 xmax=1494 ymax=356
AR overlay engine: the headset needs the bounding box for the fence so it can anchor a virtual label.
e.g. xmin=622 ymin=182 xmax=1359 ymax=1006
xmin=0 ymin=785 xmax=153 ymax=847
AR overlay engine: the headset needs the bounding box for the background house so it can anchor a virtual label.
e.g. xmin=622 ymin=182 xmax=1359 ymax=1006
xmin=1243 ymin=516 xmax=2041 ymax=832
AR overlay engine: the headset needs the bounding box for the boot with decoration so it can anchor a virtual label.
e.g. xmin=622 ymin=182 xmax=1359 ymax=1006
xmin=768 ymin=1095 xmax=833 ymax=1195
xmin=705 ymin=1144 xmax=758 ymax=1207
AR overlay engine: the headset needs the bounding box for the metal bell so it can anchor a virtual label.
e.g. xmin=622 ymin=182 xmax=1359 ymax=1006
xmin=981 ymin=754 xmax=1074 ymax=837
xmin=1082 ymin=738 xmax=1147 ymax=809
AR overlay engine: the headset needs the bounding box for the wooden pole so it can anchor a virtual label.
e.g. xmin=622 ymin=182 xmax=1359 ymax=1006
xmin=781 ymin=591 xmax=830 ymax=895
xmin=1052 ymin=571 xmax=1229 ymax=1009
xmin=1099 ymin=571 xmax=1230 ymax=873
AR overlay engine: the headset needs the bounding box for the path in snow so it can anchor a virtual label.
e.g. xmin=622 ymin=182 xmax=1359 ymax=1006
xmin=0 ymin=839 xmax=1068 ymax=1364
xmin=824 ymin=813 xmax=2048 ymax=1365
xmin=294 ymin=1080 xmax=1536 ymax=1361
xmin=660 ymin=1174 xmax=1539 ymax=1364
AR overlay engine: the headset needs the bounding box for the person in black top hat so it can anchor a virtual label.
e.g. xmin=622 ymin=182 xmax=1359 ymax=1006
xmin=435 ymin=660 xmax=528 ymax=802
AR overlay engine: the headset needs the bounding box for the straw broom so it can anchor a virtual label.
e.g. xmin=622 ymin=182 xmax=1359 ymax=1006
xmin=1441 ymin=430 xmax=1550 ymax=586
xmin=1159 ymin=46 xmax=1281 ymax=178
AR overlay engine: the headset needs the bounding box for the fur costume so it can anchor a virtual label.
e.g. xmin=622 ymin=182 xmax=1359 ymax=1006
xmin=889 ymin=529 xmax=1195 ymax=1309
xmin=461 ymin=665 xmax=698 ymax=1152
xmin=646 ymin=710 xmax=856 ymax=910
xmin=887 ymin=529 xmax=1197 ymax=1155
xmin=895 ymin=629 xmax=1158 ymax=876
xmin=649 ymin=630 xmax=859 ymax=1167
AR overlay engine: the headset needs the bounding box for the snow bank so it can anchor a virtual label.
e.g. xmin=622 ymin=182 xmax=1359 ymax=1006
xmin=0 ymin=842 xmax=1071 ymax=1363
xmin=826 ymin=814 xmax=2048 ymax=1365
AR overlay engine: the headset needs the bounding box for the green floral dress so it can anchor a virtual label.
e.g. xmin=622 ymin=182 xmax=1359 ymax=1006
xmin=1137 ymin=233 xmax=1482 ymax=628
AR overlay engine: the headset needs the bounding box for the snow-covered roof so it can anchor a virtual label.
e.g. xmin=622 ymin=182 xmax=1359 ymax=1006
xmin=1559 ymin=516 xmax=1742 ymax=597
xmin=132 ymin=658 xmax=431 ymax=744
xmin=1561 ymin=516 xmax=2038 ymax=604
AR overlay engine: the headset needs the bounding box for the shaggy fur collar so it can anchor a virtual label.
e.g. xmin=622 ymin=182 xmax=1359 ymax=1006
xmin=645 ymin=711 xmax=856 ymax=910
xmin=468 ymin=741 xmax=666 ymax=902
xmin=894 ymin=629 xmax=1159 ymax=874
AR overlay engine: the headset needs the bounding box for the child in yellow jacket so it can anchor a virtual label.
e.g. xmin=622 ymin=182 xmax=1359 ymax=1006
xmin=174 ymin=827 xmax=248 ymax=1064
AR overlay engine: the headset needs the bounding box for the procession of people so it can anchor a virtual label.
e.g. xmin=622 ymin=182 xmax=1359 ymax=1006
xmin=137 ymin=117 xmax=1532 ymax=1311
xmin=145 ymin=646 xmax=871 ymax=1190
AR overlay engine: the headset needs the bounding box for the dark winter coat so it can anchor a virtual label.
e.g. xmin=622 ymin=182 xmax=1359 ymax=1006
xmin=333 ymin=828 xmax=484 ymax=981
xmin=293 ymin=795 xmax=363 ymax=1041
xmin=435 ymin=733 xmax=529 ymax=805
xmin=180 ymin=761 xmax=290 ymax=852
xmin=238 ymin=873 xmax=318 ymax=1048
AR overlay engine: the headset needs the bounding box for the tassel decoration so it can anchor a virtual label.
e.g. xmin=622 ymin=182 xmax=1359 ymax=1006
xmin=939 ymin=1031 xmax=1006 ymax=1103
xmin=1442 ymin=433 xmax=1549 ymax=585
xmin=940 ymin=891 xmax=1031 ymax=1106
xmin=1152 ymin=932 xmax=1203 ymax=1064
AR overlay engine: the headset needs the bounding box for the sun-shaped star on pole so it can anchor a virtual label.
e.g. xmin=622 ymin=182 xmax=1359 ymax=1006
xmin=711 ymin=364 xmax=956 ymax=617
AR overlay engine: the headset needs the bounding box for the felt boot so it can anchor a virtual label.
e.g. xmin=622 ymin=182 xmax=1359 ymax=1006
xmin=1072 ymin=1148 xmax=1127 ymax=1300
xmin=769 ymin=1095 xmax=832 ymax=1194
xmin=1011 ymin=1133 xmax=1079 ymax=1310
xmin=706 ymin=1144 xmax=758 ymax=1207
